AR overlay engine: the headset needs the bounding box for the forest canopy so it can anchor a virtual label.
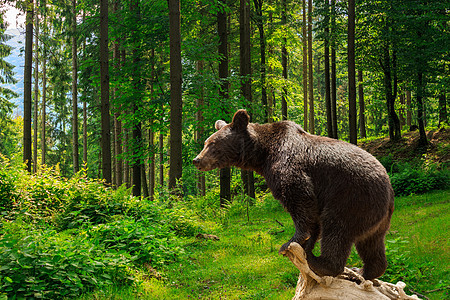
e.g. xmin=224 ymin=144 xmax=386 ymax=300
xmin=0 ymin=0 xmax=448 ymax=197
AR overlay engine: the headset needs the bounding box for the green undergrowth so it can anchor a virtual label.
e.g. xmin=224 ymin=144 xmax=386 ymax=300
xmin=83 ymin=190 xmax=449 ymax=300
xmin=1 ymin=158 xmax=449 ymax=299
xmin=0 ymin=162 xmax=200 ymax=299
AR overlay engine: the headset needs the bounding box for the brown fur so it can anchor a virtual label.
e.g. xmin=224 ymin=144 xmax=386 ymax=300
xmin=193 ymin=110 xmax=394 ymax=280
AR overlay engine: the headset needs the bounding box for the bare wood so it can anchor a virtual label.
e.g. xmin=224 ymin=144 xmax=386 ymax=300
xmin=282 ymin=243 xmax=420 ymax=300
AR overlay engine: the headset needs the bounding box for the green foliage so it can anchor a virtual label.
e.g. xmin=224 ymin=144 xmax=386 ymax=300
xmin=0 ymin=221 xmax=132 ymax=299
xmin=381 ymin=237 xmax=429 ymax=284
xmin=88 ymin=217 xmax=183 ymax=268
xmin=0 ymin=165 xmax=188 ymax=299
xmin=0 ymin=162 xmax=17 ymax=213
xmin=389 ymin=163 xmax=449 ymax=197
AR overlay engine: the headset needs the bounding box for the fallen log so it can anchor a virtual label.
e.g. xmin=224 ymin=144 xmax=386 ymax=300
xmin=281 ymin=242 xmax=420 ymax=300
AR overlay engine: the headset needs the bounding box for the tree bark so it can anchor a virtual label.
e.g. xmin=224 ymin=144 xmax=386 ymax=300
xmin=438 ymin=93 xmax=447 ymax=126
xmin=23 ymin=0 xmax=33 ymax=172
xmin=417 ymin=72 xmax=428 ymax=146
xmin=358 ymin=70 xmax=366 ymax=138
xmin=168 ymin=0 xmax=183 ymax=192
xmin=218 ymin=5 xmax=230 ymax=204
xmin=149 ymin=127 xmax=155 ymax=200
xmin=159 ymin=131 xmax=164 ymax=188
xmin=149 ymin=49 xmax=156 ymax=200
xmin=406 ymin=90 xmax=412 ymax=128
xmin=324 ymin=0 xmax=332 ymax=138
xmin=348 ymin=0 xmax=357 ymax=145
xmin=267 ymin=6 xmax=274 ymax=123
xmin=307 ymin=0 xmax=314 ymax=133
xmin=399 ymin=91 xmax=406 ymax=128
xmin=82 ymin=11 xmax=87 ymax=168
xmin=141 ymin=164 xmax=149 ymax=198
xmin=131 ymin=0 xmax=142 ymax=197
xmin=240 ymin=0 xmax=255 ymax=200
xmin=100 ymin=0 xmax=111 ymax=183
xmin=41 ymin=9 xmax=46 ymax=166
xmin=254 ymin=0 xmax=268 ymax=122
xmin=383 ymin=43 xmax=401 ymax=141
xmin=281 ymin=0 xmax=288 ymax=120
xmin=330 ymin=0 xmax=338 ymax=139
xmin=72 ymin=0 xmax=79 ymax=174
xmin=113 ymin=0 xmax=122 ymax=186
xmin=33 ymin=10 xmax=39 ymax=173
xmin=302 ymin=0 xmax=307 ymax=129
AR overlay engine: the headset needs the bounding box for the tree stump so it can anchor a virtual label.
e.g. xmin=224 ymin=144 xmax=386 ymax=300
xmin=281 ymin=242 xmax=421 ymax=300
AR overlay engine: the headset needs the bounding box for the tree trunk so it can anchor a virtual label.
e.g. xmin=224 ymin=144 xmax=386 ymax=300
xmin=149 ymin=49 xmax=156 ymax=200
xmin=218 ymin=5 xmax=230 ymax=204
xmin=131 ymin=0 xmax=141 ymax=197
xmin=82 ymin=11 xmax=87 ymax=168
xmin=240 ymin=0 xmax=255 ymax=200
xmin=358 ymin=70 xmax=366 ymax=138
xmin=33 ymin=10 xmax=39 ymax=173
xmin=330 ymin=0 xmax=338 ymax=139
xmin=399 ymin=91 xmax=405 ymax=128
xmin=149 ymin=127 xmax=155 ymax=200
xmin=23 ymin=0 xmax=33 ymax=172
xmin=281 ymin=0 xmax=288 ymax=120
xmin=141 ymin=164 xmax=149 ymax=198
xmin=324 ymin=0 xmax=332 ymax=138
xmin=196 ymin=60 xmax=206 ymax=197
xmin=123 ymin=127 xmax=130 ymax=187
xmin=302 ymin=0 xmax=308 ymax=129
xmin=307 ymin=0 xmax=314 ymax=133
xmin=406 ymin=90 xmax=412 ymax=128
xmin=254 ymin=0 xmax=268 ymax=122
xmin=159 ymin=131 xmax=164 ymax=188
xmin=100 ymin=0 xmax=111 ymax=183
xmin=348 ymin=0 xmax=357 ymax=145
xmin=439 ymin=93 xmax=447 ymax=126
xmin=168 ymin=0 xmax=183 ymax=192
xmin=121 ymin=47 xmax=129 ymax=187
xmin=113 ymin=0 xmax=122 ymax=186
xmin=41 ymin=19 xmax=46 ymax=166
xmin=83 ymin=100 xmax=87 ymax=166
xmin=417 ymin=72 xmax=428 ymax=146
xmin=383 ymin=43 xmax=401 ymax=142
xmin=267 ymin=7 xmax=274 ymax=123
xmin=72 ymin=0 xmax=79 ymax=174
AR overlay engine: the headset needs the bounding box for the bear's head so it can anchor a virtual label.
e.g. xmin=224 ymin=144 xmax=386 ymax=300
xmin=193 ymin=109 xmax=250 ymax=171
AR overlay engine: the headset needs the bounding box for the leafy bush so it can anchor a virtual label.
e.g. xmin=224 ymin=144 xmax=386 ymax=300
xmin=88 ymin=216 xmax=184 ymax=268
xmin=390 ymin=164 xmax=449 ymax=196
xmin=54 ymin=182 xmax=138 ymax=231
xmin=0 ymin=157 xmax=19 ymax=214
xmin=0 ymin=170 xmax=16 ymax=213
xmin=0 ymin=221 xmax=132 ymax=299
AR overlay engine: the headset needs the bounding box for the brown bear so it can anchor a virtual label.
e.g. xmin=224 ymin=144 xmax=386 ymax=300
xmin=193 ymin=109 xmax=394 ymax=280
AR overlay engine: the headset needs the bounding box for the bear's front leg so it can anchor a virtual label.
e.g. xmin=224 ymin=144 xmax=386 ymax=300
xmin=279 ymin=230 xmax=311 ymax=254
xmin=278 ymin=191 xmax=320 ymax=255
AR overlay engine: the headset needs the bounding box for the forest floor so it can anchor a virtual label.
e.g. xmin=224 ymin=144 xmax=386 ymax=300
xmin=83 ymin=190 xmax=450 ymax=300
xmin=359 ymin=126 xmax=450 ymax=164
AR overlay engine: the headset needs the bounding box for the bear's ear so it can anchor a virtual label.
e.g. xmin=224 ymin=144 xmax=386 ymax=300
xmin=215 ymin=120 xmax=227 ymax=130
xmin=231 ymin=109 xmax=249 ymax=131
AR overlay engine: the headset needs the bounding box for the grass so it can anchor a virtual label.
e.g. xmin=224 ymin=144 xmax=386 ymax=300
xmin=80 ymin=189 xmax=450 ymax=300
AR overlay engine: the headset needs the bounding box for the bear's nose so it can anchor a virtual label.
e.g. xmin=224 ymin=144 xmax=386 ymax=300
xmin=193 ymin=157 xmax=201 ymax=166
